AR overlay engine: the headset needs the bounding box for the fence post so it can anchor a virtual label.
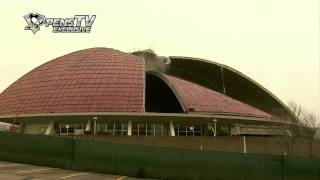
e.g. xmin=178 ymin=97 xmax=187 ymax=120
xmin=242 ymin=136 xmax=247 ymax=153
xmin=70 ymin=136 xmax=76 ymax=170
xmin=281 ymin=154 xmax=284 ymax=180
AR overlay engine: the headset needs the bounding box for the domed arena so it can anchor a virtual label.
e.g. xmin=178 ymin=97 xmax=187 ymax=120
xmin=0 ymin=48 xmax=311 ymax=137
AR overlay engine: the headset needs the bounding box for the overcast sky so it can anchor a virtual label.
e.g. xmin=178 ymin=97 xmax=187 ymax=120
xmin=0 ymin=0 xmax=319 ymax=120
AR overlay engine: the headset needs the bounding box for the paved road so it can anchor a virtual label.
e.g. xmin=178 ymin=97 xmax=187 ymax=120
xmin=0 ymin=161 xmax=153 ymax=180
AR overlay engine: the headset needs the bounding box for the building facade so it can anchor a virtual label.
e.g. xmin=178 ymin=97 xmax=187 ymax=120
xmin=0 ymin=48 xmax=313 ymax=138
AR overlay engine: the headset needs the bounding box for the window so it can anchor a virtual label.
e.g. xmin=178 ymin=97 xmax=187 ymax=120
xmin=132 ymin=123 xmax=167 ymax=136
xmin=174 ymin=124 xmax=204 ymax=136
xmin=95 ymin=122 xmax=128 ymax=136
xmin=59 ymin=123 xmax=84 ymax=135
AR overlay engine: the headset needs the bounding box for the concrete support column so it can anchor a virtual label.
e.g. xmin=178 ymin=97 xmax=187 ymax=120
xmin=45 ymin=121 xmax=55 ymax=136
xmin=128 ymin=120 xmax=132 ymax=136
xmin=17 ymin=122 xmax=24 ymax=133
xmin=93 ymin=120 xmax=96 ymax=135
xmin=85 ymin=120 xmax=91 ymax=132
xmin=212 ymin=119 xmax=217 ymax=137
xmin=169 ymin=121 xmax=175 ymax=136
xmin=92 ymin=117 xmax=98 ymax=135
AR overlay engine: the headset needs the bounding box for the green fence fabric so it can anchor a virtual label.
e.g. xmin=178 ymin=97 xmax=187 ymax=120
xmin=283 ymin=156 xmax=320 ymax=180
xmin=71 ymin=139 xmax=317 ymax=180
xmin=155 ymin=148 xmax=282 ymax=180
xmin=72 ymin=140 xmax=163 ymax=178
xmin=199 ymin=152 xmax=282 ymax=180
xmin=0 ymin=132 xmax=319 ymax=180
xmin=0 ymin=132 xmax=73 ymax=169
xmin=72 ymin=139 xmax=118 ymax=174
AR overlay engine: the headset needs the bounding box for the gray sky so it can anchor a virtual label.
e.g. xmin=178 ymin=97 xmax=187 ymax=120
xmin=0 ymin=0 xmax=319 ymax=119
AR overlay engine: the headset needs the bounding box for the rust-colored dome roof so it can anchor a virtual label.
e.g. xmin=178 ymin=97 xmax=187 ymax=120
xmin=0 ymin=48 xmax=144 ymax=116
xmin=0 ymin=47 xmax=271 ymax=119
xmin=164 ymin=74 xmax=271 ymax=118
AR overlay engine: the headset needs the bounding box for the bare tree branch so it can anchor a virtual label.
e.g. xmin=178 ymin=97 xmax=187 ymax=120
xmin=287 ymin=100 xmax=319 ymax=129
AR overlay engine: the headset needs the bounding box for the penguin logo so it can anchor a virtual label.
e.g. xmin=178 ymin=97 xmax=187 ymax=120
xmin=24 ymin=13 xmax=46 ymax=34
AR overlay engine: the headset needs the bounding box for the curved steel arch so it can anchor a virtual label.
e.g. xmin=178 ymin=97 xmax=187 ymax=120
xmin=167 ymin=56 xmax=298 ymax=123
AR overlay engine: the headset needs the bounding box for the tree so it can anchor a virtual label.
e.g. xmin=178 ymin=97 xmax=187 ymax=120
xmin=287 ymin=100 xmax=319 ymax=129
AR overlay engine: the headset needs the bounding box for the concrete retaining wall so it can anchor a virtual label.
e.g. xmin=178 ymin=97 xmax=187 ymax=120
xmin=70 ymin=135 xmax=320 ymax=158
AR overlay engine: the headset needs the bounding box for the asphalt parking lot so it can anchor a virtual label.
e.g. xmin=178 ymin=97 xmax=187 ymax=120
xmin=0 ymin=161 xmax=153 ymax=180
